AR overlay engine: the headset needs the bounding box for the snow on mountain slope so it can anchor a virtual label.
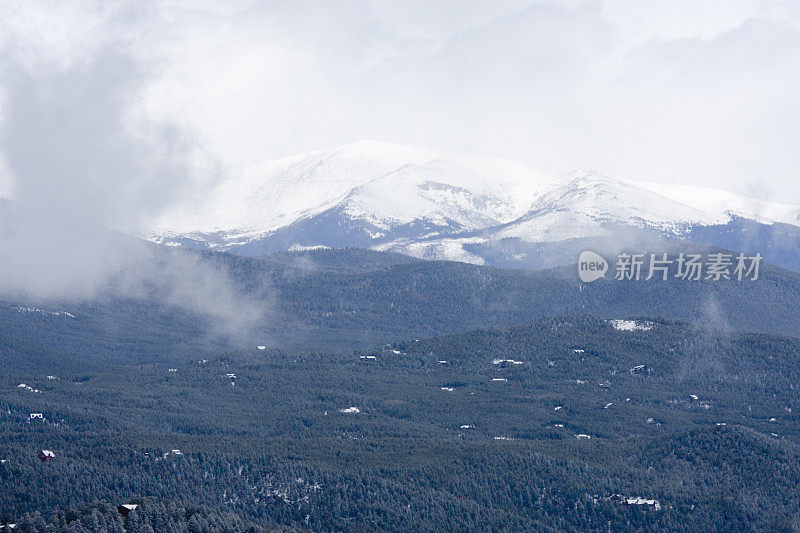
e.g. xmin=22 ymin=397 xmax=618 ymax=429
xmin=493 ymin=169 xmax=730 ymax=242
xmin=377 ymin=168 xmax=800 ymax=266
xmin=338 ymin=168 xmax=516 ymax=232
xmin=631 ymin=180 xmax=800 ymax=227
xmin=144 ymin=141 xmax=800 ymax=270
xmin=148 ymin=140 xmax=538 ymax=244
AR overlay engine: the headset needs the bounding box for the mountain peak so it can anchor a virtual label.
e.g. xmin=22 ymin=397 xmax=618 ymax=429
xmin=331 ymin=140 xmax=447 ymax=163
xmin=556 ymin=168 xmax=627 ymax=187
xmin=147 ymin=145 xmax=800 ymax=273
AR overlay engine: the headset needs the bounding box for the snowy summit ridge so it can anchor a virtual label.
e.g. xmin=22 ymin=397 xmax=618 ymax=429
xmin=146 ymin=141 xmax=800 ymax=269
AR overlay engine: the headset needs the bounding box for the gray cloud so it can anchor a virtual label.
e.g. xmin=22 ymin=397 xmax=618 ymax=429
xmin=1 ymin=52 xmax=213 ymax=226
xmin=0 ymin=38 xmax=264 ymax=337
xmin=3 ymin=1 xmax=799 ymax=201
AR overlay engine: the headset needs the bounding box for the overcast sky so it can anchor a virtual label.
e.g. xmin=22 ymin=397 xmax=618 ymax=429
xmin=1 ymin=0 xmax=799 ymax=209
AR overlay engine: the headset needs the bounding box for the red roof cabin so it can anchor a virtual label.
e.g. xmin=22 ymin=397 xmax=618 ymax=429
xmin=38 ymin=450 xmax=55 ymax=462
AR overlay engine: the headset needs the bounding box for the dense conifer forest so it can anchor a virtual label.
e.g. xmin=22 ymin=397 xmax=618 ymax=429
xmin=3 ymin=314 xmax=800 ymax=531
xmin=2 ymin=247 xmax=800 ymax=374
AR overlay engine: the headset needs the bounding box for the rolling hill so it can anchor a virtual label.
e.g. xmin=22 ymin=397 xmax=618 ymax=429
xmin=4 ymin=245 xmax=800 ymax=374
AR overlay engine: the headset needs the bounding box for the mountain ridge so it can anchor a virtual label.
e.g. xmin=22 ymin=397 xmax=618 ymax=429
xmin=140 ymin=142 xmax=800 ymax=271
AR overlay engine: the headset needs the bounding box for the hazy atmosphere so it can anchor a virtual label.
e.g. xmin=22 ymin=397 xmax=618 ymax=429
xmin=2 ymin=0 xmax=798 ymax=324
xmin=3 ymin=3 xmax=800 ymax=531
xmin=1 ymin=0 xmax=799 ymax=212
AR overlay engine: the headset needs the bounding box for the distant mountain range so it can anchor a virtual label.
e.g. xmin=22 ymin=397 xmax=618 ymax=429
xmin=145 ymin=141 xmax=800 ymax=271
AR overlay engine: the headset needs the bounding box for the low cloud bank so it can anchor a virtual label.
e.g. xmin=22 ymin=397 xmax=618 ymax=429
xmin=0 ymin=49 xmax=266 ymax=338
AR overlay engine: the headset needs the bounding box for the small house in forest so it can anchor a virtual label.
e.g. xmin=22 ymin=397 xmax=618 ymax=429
xmin=607 ymin=494 xmax=662 ymax=510
xmin=38 ymin=450 xmax=55 ymax=462
xmin=117 ymin=503 xmax=138 ymax=516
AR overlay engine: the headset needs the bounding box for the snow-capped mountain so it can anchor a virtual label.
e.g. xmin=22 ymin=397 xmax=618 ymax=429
xmin=146 ymin=142 xmax=800 ymax=271
xmin=490 ymin=168 xmax=800 ymax=241
xmin=384 ymin=168 xmax=800 ymax=269
xmin=148 ymin=140 xmax=539 ymax=251
xmin=149 ymin=140 xmax=536 ymax=244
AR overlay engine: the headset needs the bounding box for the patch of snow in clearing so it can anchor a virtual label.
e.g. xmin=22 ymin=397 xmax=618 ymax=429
xmin=493 ymin=359 xmax=523 ymax=365
xmin=491 ymin=378 xmax=507 ymax=382
xmin=14 ymin=307 xmax=75 ymax=318
xmin=383 ymin=236 xmax=487 ymax=265
xmin=460 ymin=425 xmax=474 ymax=429
xmin=608 ymin=319 xmax=653 ymax=331
xmin=440 ymin=387 xmax=454 ymax=392
xmin=339 ymin=407 xmax=360 ymax=414
xmin=257 ymin=346 xmax=266 ymax=350
xmin=288 ymin=244 xmax=331 ymax=251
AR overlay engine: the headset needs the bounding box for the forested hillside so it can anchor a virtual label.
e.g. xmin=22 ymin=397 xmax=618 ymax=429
xmin=4 ymin=246 xmax=800 ymax=375
xmin=3 ymin=316 xmax=800 ymax=531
